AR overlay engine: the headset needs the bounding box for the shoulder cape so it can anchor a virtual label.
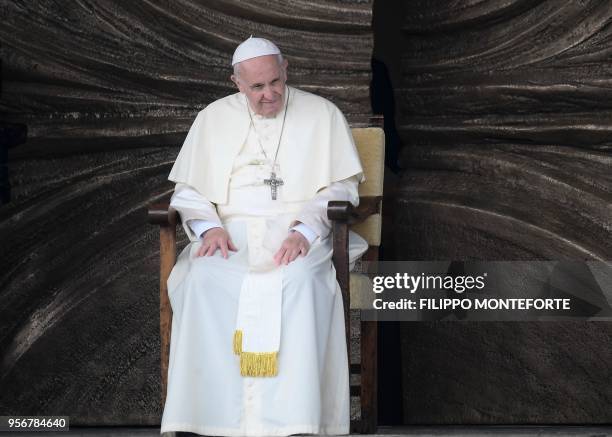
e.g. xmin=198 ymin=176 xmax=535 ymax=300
xmin=168 ymin=86 xmax=364 ymax=204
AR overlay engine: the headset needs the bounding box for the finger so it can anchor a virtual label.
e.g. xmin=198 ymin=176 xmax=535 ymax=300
xmin=289 ymin=248 xmax=301 ymax=263
xmin=220 ymin=241 xmax=229 ymax=259
xmin=196 ymin=244 xmax=208 ymax=257
xmin=285 ymin=252 xmax=296 ymax=265
xmin=206 ymin=242 xmax=218 ymax=256
xmin=274 ymin=247 xmax=286 ymax=266
xmin=228 ymin=239 xmax=238 ymax=252
xmin=282 ymin=249 xmax=293 ymax=265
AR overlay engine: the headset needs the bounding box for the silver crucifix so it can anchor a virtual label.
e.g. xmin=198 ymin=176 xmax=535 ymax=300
xmin=264 ymin=171 xmax=284 ymax=200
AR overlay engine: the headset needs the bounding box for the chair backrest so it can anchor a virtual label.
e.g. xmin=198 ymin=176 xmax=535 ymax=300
xmin=350 ymin=127 xmax=385 ymax=247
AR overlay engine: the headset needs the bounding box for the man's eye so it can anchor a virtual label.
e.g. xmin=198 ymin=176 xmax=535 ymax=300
xmin=253 ymin=85 xmax=263 ymax=90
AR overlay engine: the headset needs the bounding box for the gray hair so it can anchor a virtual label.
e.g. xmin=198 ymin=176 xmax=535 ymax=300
xmin=233 ymin=54 xmax=284 ymax=77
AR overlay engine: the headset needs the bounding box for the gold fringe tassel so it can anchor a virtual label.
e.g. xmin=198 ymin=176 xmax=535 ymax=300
xmin=240 ymin=351 xmax=278 ymax=377
xmin=233 ymin=330 xmax=243 ymax=355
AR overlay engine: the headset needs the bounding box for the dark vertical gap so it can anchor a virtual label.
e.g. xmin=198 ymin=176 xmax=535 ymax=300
xmin=371 ymin=0 xmax=406 ymax=426
xmin=1 ymin=48 xmax=7 ymax=204
xmin=1 ymin=51 xmax=28 ymax=205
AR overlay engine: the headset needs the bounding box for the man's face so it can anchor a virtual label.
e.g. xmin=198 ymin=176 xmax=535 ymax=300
xmin=231 ymin=55 xmax=288 ymax=117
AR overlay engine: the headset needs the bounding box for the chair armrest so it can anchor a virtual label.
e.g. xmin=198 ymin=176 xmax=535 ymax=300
xmin=327 ymin=200 xmax=354 ymax=222
xmin=327 ymin=196 xmax=382 ymax=225
xmin=148 ymin=202 xmax=179 ymax=227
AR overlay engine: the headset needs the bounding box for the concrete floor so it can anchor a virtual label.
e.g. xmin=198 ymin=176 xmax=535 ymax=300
xmin=11 ymin=426 xmax=612 ymax=437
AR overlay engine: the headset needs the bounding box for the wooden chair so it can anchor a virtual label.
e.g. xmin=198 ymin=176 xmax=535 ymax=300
xmin=148 ymin=123 xmax=384 ymax=434
xmin=329 ymin=125 xmax=384 ymax=433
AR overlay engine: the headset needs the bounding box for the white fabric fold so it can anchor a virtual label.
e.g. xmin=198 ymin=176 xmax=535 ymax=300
xmin=170 ymin=183 xmax=223 ymax=241
xmin=294 ymin=175 xmax=361 ymax=240
xmin=235 ymin=269 xmax=282 ymax=354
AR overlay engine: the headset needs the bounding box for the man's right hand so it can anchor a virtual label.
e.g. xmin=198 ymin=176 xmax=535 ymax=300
xmin=195 ymin=227 xmax=237 ymax=259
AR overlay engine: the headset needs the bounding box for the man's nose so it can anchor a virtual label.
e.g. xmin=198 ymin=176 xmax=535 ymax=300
xmin=262 ymin=87 xmax=275 ymax=101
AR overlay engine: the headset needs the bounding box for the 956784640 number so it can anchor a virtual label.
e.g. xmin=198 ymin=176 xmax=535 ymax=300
xmin=0 ymin=416 xmax=69 ymax=431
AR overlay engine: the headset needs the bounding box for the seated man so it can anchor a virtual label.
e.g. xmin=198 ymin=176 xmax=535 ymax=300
xmin=160 ymin=37 xmax=366 ymax=436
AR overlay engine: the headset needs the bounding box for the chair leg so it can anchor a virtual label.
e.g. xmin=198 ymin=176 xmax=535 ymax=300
xmin=360 ymin=320 xmax=378 ymax=434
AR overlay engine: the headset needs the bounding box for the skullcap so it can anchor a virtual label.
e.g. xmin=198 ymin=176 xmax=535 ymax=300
xmin=232 ymin=36 xmax=281 ymax=66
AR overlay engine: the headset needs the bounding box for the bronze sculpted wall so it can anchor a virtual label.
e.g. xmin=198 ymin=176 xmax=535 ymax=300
xmin=393 ymin=0 xmax=612 ymax=423
xmin=0 ymin=1 xmax=373 ymax=424
xmin=3 ymin=0 xmax=611 ymax=426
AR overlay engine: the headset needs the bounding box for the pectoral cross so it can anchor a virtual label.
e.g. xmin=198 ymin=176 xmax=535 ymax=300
xmin=264 ymin=172 xmax=284 ymax=200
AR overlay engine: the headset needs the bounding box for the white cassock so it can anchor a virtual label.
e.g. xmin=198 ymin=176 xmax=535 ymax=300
xmin=160 ymin=86 xmax=366 ymax=436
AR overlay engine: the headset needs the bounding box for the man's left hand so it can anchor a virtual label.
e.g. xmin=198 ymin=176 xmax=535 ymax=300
xmin=273 ymin=231 xmax=310 ymax=266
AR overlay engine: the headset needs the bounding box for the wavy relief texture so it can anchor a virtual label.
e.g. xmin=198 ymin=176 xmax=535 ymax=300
xmin=0 ymin=1 xmax=373 ymax=424
xmin=0 ymin=147 xmax=178 ymax=422
xmin=1 ymin=0 xmax=373 ymax=153
xmin=393 ymin=0 xmax=612 ymax=424
xmin=396 ymin=0 xmax=612 ymax=260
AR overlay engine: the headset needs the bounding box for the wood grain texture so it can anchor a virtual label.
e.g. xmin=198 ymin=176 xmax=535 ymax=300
xmin=392 ymin=0 xmax=612 ymax=424
xmin=0 ymin=0 xmax=373 ymax=425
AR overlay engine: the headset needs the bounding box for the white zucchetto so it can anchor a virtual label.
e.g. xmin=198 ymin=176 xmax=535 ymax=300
xmin=232 ymin=36 xmax=281 ymax=66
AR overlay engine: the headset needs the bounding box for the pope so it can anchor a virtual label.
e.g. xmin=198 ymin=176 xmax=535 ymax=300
xmin=161 ymin=36 xmax=366 ymax=436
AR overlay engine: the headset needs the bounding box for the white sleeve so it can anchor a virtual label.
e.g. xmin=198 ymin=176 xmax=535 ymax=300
xmin=189 ymin=220 xmax=223 ymax=239
xmin=290 ymin=223 xmax=319 ymax=244
xmin=170 ymin=183 xmax=223 ymax=240
xmin=293 ymin=175 xmax=360 ymax=241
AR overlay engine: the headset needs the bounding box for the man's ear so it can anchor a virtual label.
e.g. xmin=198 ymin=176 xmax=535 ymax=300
xmin=231 ymin=74 xmax=242 ymax=92
xmin=279 ymin=58 xmax=289 ymax=81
